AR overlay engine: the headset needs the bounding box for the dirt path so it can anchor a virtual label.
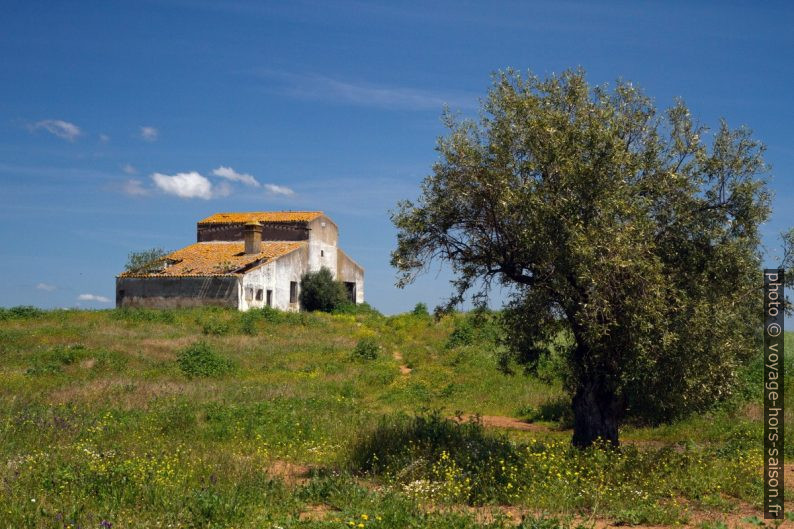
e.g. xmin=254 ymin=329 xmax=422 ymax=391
xmin=392 ymin=351 xmax=412 ymax=374
xmin=451 ymin=414 xmax=552 ymax=432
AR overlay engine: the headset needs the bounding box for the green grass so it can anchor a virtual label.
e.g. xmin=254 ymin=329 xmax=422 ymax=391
xmin=0 ymin=306 xmax=786 ymax=528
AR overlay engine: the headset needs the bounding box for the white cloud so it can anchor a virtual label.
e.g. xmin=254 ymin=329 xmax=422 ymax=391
xmin=212 ymin=166 xmax=260 ymax=187
xmin=253 ymin=70 xmax=477 ymax=111
xmin=36 ymin=282 xmax=56 ymax=292
xmin=264 ymin=183 xmax=295 ymax=196
xmin=99 ymin=133 xmax=110 ymax=143
xmin=123 ymin=178 xmax=149 ymax=196
xmin=78 ymin=293 xmax=111 ymax=303
xmin=122 ymin=163 xmax=137 ymax=174
xmin=151 ymin=171 xmax=214 ymax=199
xmin=139 ymin=126 xmax=158 ymax=142
xmin=28 ymin=119 xmax=82 ymax=141
xmin=213 ymin=181 xmax=232 ymax=198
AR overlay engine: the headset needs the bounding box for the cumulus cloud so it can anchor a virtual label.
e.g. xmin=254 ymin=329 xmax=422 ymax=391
xmin=151 ymin=171 xmax=214 ymax=199
xmin=139 ymin=126 xmax=158 ymax=141
xmin=212 ymin=166 xmax=260 ymax=187
xmin=28 ymin=119 xmax=82 ymax=141
xmin=264 ymin=183 xmax=295 ymax=196
xmin=123 ymin=179 xmax=149 ymax=196
xmin=78 ymin=293 xmax=111 ymax=303
xmin=36 ymin=282 xmax=56 ymax=292
xmin=122 ymin=163 xmax=137 ymax=174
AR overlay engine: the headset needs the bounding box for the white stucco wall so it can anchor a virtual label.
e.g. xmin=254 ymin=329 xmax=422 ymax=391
xmin=307 ymin=216 xmax=338 ymax=276
xmin=337 ymin=248 xmax=365 ymax=304
xmin=238 ymin=245 xmax=308 ymax=311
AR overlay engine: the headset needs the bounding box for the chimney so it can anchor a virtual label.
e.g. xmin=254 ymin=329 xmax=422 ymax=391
xmin=244 ymin=221 xmax=262 ymax=254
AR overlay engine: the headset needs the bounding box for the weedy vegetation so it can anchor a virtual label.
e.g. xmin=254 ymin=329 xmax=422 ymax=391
xmin=0 ymin=306 xmax=790 ymax=528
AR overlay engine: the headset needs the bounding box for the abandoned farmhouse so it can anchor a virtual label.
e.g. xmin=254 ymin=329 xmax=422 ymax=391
xmin=116 ymin=211 xmax=364 ymax=311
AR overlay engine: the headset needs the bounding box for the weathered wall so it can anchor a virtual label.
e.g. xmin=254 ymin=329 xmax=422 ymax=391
xmin=337 ymin=248 xmax=365 ymax=304
xmin=116 ymin=276 xmax=239 ymax=309
xmin=197 ymin=222 xmax=309 ymax=243
xmin=239 ymin=245 xmax=308 ymax=311
xmin=307 ymin=216 xmax=338 ymax=275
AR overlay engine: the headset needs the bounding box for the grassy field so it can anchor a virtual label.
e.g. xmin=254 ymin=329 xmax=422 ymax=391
xmin=0 ymin=305 xmax=791 ymax=529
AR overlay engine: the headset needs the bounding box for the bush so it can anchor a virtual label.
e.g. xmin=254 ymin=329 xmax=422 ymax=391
xmin=176 ymin=342 xmax=233 ymax=378
xmin=412 ymin=302 xmax=429 ymax=316
xmin=125 ymin=247 xmax=169 ymax=273
xmin=348 ymin=413 xmax=519 ymax=503
xmin=202 ymin=319 xmax=230 ymax=336
xmin=299 ymin=267 xmax=348 ymax=312
xmin=0 ymin=306 xmax=45 ymax=320
xmin=517 ymin=395 xmax=573 ymax=427
xmin=110 ymin=307 xmax=175 ymax=324
xmin=351 ymin=337 xmax=379 ymax=360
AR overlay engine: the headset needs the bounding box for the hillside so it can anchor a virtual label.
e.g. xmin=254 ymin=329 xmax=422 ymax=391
xmin=0 ymin=306 xmax=790 ymax=528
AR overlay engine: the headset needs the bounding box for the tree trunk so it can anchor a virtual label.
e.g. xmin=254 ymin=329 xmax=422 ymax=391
xmin=571 ymin=379 xmax=621 ymax=448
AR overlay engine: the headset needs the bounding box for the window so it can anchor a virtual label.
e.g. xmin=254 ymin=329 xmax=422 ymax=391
xmin=289 ymin=281 xmax=298 ymax=303
xmin=321 ymin=250 xmax=324 ymax=257
xmin=266 ymin=290 xmax=273 ymax=307
xmin=255 ymin=289 xmax=263 ymax=301
xmin=245 ymin=287 xmax=253 ymax=301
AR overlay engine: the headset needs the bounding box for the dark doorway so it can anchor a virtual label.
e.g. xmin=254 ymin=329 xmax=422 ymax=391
xmin=266 ymin=289 xmax=273 ymax=307
xmin=344 ymin=282 xmax=356 ymax=303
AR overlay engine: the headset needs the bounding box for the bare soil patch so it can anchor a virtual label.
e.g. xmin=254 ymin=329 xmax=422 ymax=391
xmin=451 ymin=414 xmax=551 ymax=432
xmin=267 ymin=460 xmax=311 ymax=486
xmin=299 ymin=503 xmax=335 ymax=521
xmin=392 ymin=351 xmax=412 ymax=374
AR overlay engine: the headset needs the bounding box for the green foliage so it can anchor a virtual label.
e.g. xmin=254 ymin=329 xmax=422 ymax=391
xmin=0 ymin=305 xmax=45 ymax=320
xmin=351 ymin=337 xmax=380 ymax=360
xmin=349 ymin=413 xmax=757 ymax=520
xmin=517 ymin=396 xmax=573 ymax=427
xmin=299 ymin=266 xmax=349 ymax=312
xmin=412 ymin=302 xmax=429 ymax=316
xmin=445 ymin=312 xmax=502 ymax=349
xmin=0 ymin=308 xmax=780 ymax=527
xmin=124 ymin=247 xmax=169 ymax=273
xmin=110 ymin=307 xmax=176 ymax=324
xmin=238 ymin=310 xmax=259 ymax=335
xmin=391 ymin=68 xmax=776 ymax=445
xmin=176 ymin=342 xmax=233 ymax=378
xmin=202 ymin=318 xmax=230 ymax=336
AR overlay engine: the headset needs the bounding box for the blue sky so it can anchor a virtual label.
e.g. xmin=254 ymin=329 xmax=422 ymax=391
xmin=1 ymin=1 xmax=792 ymax=314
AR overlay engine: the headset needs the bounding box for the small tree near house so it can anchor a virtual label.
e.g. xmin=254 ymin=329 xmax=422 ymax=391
xmin=125 ymin=248 xmax=169 ymax=273
xmin=391 ymin=68 xmax=787 ymax=447
xmin=299 ymin=267 xmax=348 ymax=312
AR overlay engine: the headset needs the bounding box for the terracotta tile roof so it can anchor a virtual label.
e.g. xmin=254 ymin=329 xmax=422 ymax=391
xmin=197 ymin=211 xmax=324 ymax=225
xmin=119 ymin=241 xmax=305 ymax=278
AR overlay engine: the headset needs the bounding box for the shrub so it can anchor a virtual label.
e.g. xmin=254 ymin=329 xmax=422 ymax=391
xmin=125 ymin=247 xmax=169 ymax=273
xmin=25 ymin=344 xmax=89 ymax=376
xmin=239 ymin=310 xmax=259 ymax=335
xmin=202 ymin=319 xmax=230 ymax=336
xmin=351 ymin=337 xmax=379 ymax=360
xmin=176 ymin=342 xmax=233 ymax=378
xmin=299 ymin=267 xmax=348 ymax=312
xmin=445 ymin=318 xmax=475 ymax=348
xmin=412 ymin=302 xmax=429 ymax=316
xmin=348 ymin=413 xmax=518 ymax=502
xmin=110 ymin=307 xmax=175 ymax=324
xmin=517 ymin=395 xmax=573 ymax=427
xmin=0 ymin=306 xmax=44 ymax=320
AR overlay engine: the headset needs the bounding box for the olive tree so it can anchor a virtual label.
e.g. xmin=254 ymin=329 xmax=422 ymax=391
xmin=125 ymin=248 xmax=169 ymax=273
xmin=391 ymin=68 xmax=774 ymax=447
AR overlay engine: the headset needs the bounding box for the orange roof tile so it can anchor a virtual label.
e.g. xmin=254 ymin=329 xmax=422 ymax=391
xmin=197 ymin=211 xmax=324 ymax=224
xmin=119 ymin=241 xmax=305 ymax=277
